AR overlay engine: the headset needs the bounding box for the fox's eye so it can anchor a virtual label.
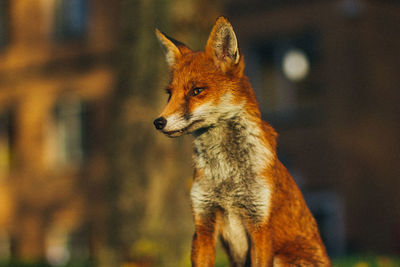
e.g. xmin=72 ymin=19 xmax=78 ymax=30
xmin=191 ymin=87 xmax=205 ymax=96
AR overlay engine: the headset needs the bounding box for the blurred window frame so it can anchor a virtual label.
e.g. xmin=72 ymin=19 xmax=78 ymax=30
xmin=46 ymin=96 xmax=88 ymax=168
xmin=249 ymin=30 xmax=322 ymax=116
xmin=53 ymin=0 xmax=89 ymax=42
xmin=0 ymin=0 xmax=10 ymax=49
xmin=0 ymin=110 xmax=14 ymax=176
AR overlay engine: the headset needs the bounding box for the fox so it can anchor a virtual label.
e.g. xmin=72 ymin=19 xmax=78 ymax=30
xmin=153 ymin=16 xmax=331 ymax=267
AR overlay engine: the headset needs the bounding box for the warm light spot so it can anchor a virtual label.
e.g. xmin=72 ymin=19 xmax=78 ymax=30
xmin=46 ymin=229 xmax=70 ymax=266
xmin=282 ymin=49 xmax=310 ymax=82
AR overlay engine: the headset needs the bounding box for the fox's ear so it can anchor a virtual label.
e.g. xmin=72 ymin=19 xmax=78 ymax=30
xmin=206 ymin=16 xmax=241 ymax=73
xmin=155 ymin=29 xmax=191 ymax=67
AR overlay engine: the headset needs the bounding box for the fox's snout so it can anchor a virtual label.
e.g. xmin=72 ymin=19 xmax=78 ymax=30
xmin=153 ymin=117 xmax=167 ymax=130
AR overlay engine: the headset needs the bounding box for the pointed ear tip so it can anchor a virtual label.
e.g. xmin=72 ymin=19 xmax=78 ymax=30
xmin=155 ymin=29 xmax=167 ymax=43
xmin=216 ymin=15 xmax=228 ymax=21
xmin=215 ymin=16 xmax=231 ymax=25
xmin=155 ymin=28 xmax=162 ymax=36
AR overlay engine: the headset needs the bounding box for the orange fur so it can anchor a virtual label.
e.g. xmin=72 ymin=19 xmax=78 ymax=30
xmin=154 ymin=16 xmax=331 ymax=266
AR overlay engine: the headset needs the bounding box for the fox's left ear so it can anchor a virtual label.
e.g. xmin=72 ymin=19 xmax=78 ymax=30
xmin=155 ymin=29 xmax=191 ymax=67
xmin=206 ymin=16 xmax=242 ymax=75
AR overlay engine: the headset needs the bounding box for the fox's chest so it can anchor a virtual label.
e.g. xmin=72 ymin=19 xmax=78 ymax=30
xmin=191 ymin=126 xmax=272 ymax=221
xmin=191 ymin=176 xmax=270 ymax=220
xmin=194 ymin=135 xmax=253 ymax=183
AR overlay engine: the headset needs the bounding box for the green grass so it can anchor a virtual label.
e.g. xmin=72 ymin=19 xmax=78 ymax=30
xmin=0 ymin=260 xmax=93 ymax=267
xmin=215 ymin=252 xmax=400 ymax=267
xmin=332 ymin=254 xmax=400 ymax=267
xmin=2 ymin=254 xmax=400 ymax=266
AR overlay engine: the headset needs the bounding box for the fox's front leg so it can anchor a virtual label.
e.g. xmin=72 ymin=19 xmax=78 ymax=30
xmin=247 ymin=222 xmax=274 ymax=266
xmin=191 ymin=214 xmax=217 ymax=267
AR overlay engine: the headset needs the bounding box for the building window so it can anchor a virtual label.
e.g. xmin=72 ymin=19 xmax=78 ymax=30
xmin=0 ymin=111 xmax=13 ymax=175
xmin=249 ymin=31 xmax=322 ymax=116
xmin=54 ymin=0 xmax=89 ymax=41
xmin=45 ymin=97 xmax=87 ymax=167
xmin=0 ymin=0 xmax=9 ymax=48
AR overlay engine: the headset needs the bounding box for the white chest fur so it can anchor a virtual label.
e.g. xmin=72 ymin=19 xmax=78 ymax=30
xmin=190 ymin=117 xmax=273 ymax=222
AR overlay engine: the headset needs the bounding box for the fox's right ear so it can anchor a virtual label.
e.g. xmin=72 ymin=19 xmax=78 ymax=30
xmin=155 ymin=29 xmax=190 ymax=67
xmin=205 ymin=16 xmax=242 ymax=75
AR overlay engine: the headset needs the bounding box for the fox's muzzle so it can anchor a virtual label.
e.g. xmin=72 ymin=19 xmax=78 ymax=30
xmin=153 ymin=117 xmax=167 ymax=130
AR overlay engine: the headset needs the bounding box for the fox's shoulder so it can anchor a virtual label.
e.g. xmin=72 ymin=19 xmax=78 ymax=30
xmin=260 ymin=120 xmax=278 ymax=153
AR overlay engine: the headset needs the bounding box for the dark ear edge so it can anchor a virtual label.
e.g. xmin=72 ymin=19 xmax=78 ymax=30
xmin=155 ymin=29 xmax=191 ymax=67
xmin=160 ymin=32 xmax=187 ymax=49
xmin=155 ymin=29 xmax=181 ymax=67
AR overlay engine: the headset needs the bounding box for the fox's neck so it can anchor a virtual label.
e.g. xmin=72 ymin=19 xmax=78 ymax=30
xmin=193 ymin=113 xmax=273 ymax=182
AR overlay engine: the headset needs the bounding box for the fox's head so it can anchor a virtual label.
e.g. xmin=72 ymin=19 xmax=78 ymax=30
xmin=154 ymin=16 xmax=259 ymax=137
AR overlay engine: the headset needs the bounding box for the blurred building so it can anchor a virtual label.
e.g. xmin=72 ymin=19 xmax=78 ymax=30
xmin=0 ymin=0 xmax=118 ymax=263
xmin=228 ymin=0 xmax=400 ymax=255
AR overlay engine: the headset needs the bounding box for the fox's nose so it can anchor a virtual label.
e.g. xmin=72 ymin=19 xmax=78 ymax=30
xmin=153 ymin=117 xmax=167 ymax=130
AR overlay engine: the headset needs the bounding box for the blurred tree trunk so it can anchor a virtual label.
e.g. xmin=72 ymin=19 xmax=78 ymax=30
xmin=104 ymin=0 xmax=224 ymax=266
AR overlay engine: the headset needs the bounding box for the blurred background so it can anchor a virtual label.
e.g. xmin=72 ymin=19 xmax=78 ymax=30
xmin=0 ymin=0 xmax=399 ymax=266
